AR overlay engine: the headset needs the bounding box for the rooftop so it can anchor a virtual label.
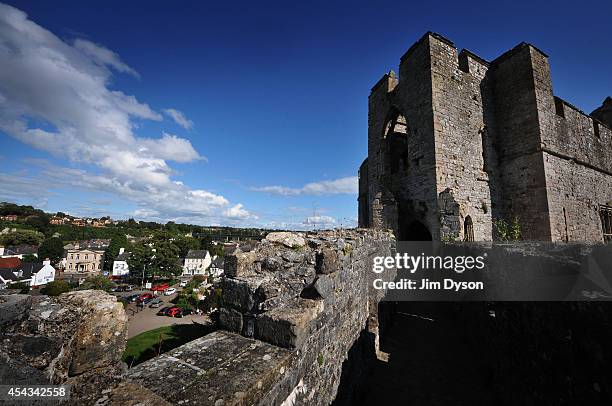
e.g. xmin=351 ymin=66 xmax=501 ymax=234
xmin=185 ymin=250 xmax=209 ymax=259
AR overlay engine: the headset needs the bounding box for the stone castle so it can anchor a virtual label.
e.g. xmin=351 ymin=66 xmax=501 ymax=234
xmin=358 ymin=32 xmax=612 ymax=242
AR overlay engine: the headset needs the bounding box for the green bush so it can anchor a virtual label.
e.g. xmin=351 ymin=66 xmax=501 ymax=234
xmin=10 ymin=282 xmax=30 ymax=294
xmin=494 ymin=217 xmax=522 ymax=241
xmin=41 ymin=280 xmax=72 ymax=296
xmin=78 ymin=275 xmax=114 ymax=292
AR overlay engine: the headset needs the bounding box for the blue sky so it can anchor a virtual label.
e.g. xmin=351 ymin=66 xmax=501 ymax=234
xmin=0 ymin=1 xmax=610 ymax=229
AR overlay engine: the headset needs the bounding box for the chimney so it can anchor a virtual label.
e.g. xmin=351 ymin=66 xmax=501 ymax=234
xmin=119 ymin=247 xmax=125 ymax=255
xmin=43 ymin=258 xmax=51 ymax=266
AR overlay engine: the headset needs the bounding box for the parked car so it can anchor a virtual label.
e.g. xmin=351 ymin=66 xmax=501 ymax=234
xmin=179 ymin=280 xmax=188 ymax=287
xmin=166 ymin=307 xmax=183 ymax=318
xmin=137 ymin=293 xmax=154 ymax=302
xmin=181 ymin=308 xmax=194 ymax=316
xmin=150 ymin=283 xmax=170 ymax=293
xmin=164 ymin=287 xmax=177 ymax=296
xmin=126 ymin=294 xmax=140 ymax=303
xmin=149 ymin=299 xmax=163 ymax=308
xmin=123 ymin=285 xmax=133 ymax=291
xmin=157 ymin=306 xmax=171 ymax=316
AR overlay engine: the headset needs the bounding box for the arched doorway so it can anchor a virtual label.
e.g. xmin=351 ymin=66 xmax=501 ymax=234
xmin=464 ymin=215 xmax=474 ymax=241
xmin=399 ymin=220 xmax=432 ymax=241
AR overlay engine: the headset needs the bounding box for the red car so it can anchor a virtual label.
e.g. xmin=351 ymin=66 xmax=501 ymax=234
xmin=137 ymin=293 xmax=153 ymax=302
xmin=150 ymin=283 xmax=170 ymax=292
xmin=166 ymin=307 xmax=183 ymax=318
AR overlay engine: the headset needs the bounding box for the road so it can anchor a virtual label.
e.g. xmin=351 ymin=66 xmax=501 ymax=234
xmin=114 ymin=287 xmax=211 ymax=339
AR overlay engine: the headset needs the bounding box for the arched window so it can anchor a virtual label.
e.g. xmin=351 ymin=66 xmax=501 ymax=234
xmin=464 ymin=216 xmax=474 ymax=241
xmin=384 ymin=112 xmax=407 ymax=138
xmin=384 ymin=110 xmax=408 ymax=174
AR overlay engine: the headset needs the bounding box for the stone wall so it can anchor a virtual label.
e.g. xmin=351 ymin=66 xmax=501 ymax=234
xmin=122 ymin=230 xmax=395 ymax=406
xmin=544 ymin=101 xmax=612 ymax=241
xmin=429 ymin=36 xmax=496 ymax=241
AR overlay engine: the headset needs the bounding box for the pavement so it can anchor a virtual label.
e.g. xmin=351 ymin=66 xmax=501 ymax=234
xmin=114 ymin=285 xmax=211 ymax=339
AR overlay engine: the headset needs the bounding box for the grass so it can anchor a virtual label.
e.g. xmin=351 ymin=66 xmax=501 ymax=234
xmin=123 ymin=323 xmax=214 ymax=367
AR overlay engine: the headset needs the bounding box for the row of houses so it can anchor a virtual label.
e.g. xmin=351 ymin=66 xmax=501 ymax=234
xmin=1 ymin=214 xmax=116 ymax=227
xmin=1 ymin=237 xmax=226 ymax=289
xmin=111 ymin=248 xmax=224 ymax=279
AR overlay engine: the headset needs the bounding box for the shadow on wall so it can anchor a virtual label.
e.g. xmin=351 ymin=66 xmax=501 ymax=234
xmin=357 ymin=301 xmax=612 ymax=405
xmin=399 ymin=220 xmax=432 ymax=241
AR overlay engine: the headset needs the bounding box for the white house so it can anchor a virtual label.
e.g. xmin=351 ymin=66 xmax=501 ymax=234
xmin=0 ymin=261 xmax=55 ymax=287
xmin=29 ymin=261 xmax=56 ymax=286
xmin=182 ymin=250 xmax=211 ymax=276
xmin=112 ymin=248 xmax=130 ymax=277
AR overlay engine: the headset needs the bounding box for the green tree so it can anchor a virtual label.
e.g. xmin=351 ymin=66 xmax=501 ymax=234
xmin=147 ymin=232 xmax=183 ymax=277
xmin=127 ymin=243 xmax=156 ymax=280
xmin=25 ymin=215 xmax=50 ymax=233
xmin=174 ymin=236 xmax=200 ymax=258
xmin=38 ymin=237 xmax=65 ymax=265
xmin=199 ymin=236 xmax=224 ymax=257
xmin=21 ymin=254 xmax=40 ymax=263
xmin=0 ymin=229 xmax=44 ymax=246
xmin=78 ymin=275 xmax=114 ymax=292
xmin=41 ymin=280 xmax=72 ymax=296
xmin=104 ymin=235 xmax=129 ymax=272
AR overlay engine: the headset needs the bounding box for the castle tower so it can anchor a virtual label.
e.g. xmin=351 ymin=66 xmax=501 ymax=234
xmin=359 ymin=32 xmax=612 ymax=242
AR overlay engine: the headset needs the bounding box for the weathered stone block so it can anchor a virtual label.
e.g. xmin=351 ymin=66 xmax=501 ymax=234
xmin=223 ymin=277 xmax=261 ymax=313
xmin=0 ymin=290 xmax=128 ymax=404
xmin=0 ymin=294 xmax=32 ymax=325
xmin=125 ymin=331 xmax=292 ymax=405
xmin=256 ymin=299 xmax=323 ymax=348
xmin=265 ymin=232 xmax=306 ymax=248
xmin=315 ymin=248 xmax=338 ymax=274
xmin=60 ymin=290 xmax=128 ymax=376
xmin=224 ymin=251 xmax=258 ymax=278
xmin=314 ymin=275 xmax=335 ymax=299
xmin=219 ymin=307 xmax=243 ymax=333
xmin=262 ymin=256 xmax=283 ymax=272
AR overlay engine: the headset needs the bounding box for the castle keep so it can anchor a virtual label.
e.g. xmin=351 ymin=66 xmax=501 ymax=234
xmin=358 ymin=32 xmax=612 ymax=242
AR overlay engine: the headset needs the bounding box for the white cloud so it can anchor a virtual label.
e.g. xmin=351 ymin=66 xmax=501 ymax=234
xmin=252 ymin=176 xmax=358 ymax=196
xmin=0 ymin=4 xmax=249 ymax=225
xmin=223 ymin=203 xmax=254 ymax=220
xmin=73 ymin=38 xmax=140 ymax=78
xmin=163 ymin=108 xmax=194 ymax=130
xmin=140 ymin=132 xmax=203 ymax=163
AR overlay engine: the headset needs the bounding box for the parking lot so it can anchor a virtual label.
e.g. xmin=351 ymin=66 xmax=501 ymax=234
xmin=114 ymin=285 xmax=211 ymax=338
